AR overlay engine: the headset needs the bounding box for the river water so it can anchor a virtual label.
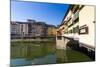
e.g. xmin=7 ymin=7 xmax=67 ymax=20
xmin=11 ymin=41 xmax=93 ymax=67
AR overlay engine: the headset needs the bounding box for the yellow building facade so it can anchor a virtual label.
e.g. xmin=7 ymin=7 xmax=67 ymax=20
xmin=47 ymin=26 xmax=57 ymax=36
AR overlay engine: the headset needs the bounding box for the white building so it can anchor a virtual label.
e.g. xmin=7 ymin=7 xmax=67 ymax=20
xmin=11 ymin=21 xmax=20 ymax=35
xmin=11 ymin=21 xmax=29 ymax=37
xmin=56 ymin=5 xmax=95 ymax=52
xmin=79 ymin=5 xmax=95 ymax=51
xmin=19 ymin=23 xmax=29 ymax=36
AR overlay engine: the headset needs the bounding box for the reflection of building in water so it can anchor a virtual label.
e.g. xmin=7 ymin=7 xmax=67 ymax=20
xmin=11 ymin=42 xmax=56 ymax=59
xmin=11 ymin=45 xmax=28 ymax=58
xmin=56 ymin=50 xmax=67 ymax=63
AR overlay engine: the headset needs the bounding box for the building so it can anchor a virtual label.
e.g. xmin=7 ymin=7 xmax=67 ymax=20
xmin=47 ymin=25 xmax=57 ymax=36
xmin=11 ymin=21 xmax=29 ymax=39
xmin=56 ymin=5 xmax=95 ymax=53
xmin=27 ymin=19 xmax=47 ymax=37
xmin=18 ymin=22 xmax=29 ymax=36
xmin=11 ymin=19 xmax=51 ymax=38
xmin=11 ymin=21 xmax=20 ymax=36
xmin=79 ymin=5 xmax=95 ymax=52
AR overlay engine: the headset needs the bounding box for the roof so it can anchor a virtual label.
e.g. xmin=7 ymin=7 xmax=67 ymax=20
xmin=59 ymin=5 xmax=71 ymax=27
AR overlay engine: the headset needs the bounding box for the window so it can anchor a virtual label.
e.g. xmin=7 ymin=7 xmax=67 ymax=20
xmin=71 ymin=30 xmax=73 ymax=33
xmin=93 ymin=21 xmax=95 ymax=23
xmin=79 ymin=25 xmax=88 ymax=34
xmin=73 ymin=17 xmax=79 ymax=24
xmin=68 ymin=29 xmax=73 ymax=34
xmin=68 ymin=20 xmax=73 ymax=28
xmin=73 ymin=25 xmax=79 ymax=33
xmin=21 ymin=25 xmax=23 ymax=32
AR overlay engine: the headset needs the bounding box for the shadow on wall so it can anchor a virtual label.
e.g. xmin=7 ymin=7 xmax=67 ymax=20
xmin=66 ymin=40 xmax=95 ymax=61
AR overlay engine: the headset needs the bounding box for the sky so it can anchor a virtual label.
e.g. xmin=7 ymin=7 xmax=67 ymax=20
xmin=11 ymin=1 xmax=70 ymax=26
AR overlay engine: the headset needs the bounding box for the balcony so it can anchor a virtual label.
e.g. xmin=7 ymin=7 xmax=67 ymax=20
xmin=72 ymin=11 xmax=79 ymax=21
xmin=68 ymin=20 xmax=73 ymax=27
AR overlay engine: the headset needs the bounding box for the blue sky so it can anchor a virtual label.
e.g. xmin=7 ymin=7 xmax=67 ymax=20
xmin=11 ymin=1 xmax=70 ymax=26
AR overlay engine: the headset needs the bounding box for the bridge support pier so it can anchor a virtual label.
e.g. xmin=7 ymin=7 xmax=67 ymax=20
xmin=56 ymin=36 xmax=68 ymax=50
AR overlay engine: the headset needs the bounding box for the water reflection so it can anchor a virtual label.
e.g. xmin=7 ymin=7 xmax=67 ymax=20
xmin=11 ymin=54 xmax=56 ymax=66
xmin=11 ymin=41 xmax=93 ymax=66
xmin=11 ymin=42 xmax=56 ymax=66
xmin=56 ymin=50 xmax=68 ymax=63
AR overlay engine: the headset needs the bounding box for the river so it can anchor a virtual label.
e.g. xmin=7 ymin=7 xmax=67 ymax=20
xmin=10 ymin=41 xmax=93 ymax=67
